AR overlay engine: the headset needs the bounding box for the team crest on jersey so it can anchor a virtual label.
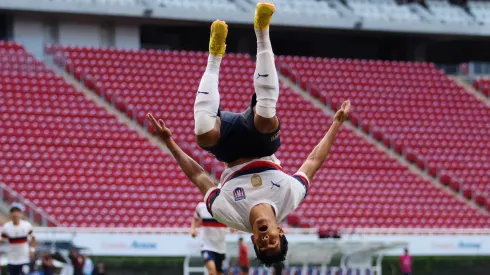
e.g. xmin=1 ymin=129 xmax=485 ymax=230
xmin=251 ymin=174 xmax=262 ymax=187
xmin=233 ymin=187 xmax=246 ymax=201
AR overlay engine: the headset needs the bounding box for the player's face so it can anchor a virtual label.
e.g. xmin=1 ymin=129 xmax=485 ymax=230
xmin=10 ymin=210 xmax=22 ymax=222
xmin=252 ymin=220 xmax=284 ymax=256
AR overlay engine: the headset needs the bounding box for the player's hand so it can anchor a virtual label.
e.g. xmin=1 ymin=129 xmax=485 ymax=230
xmin=147 ymin=113 xmax=172 ymax=141
xmin=191 ymin=229 xmax=197 ymax=238
xmin=230 ymin=228 xmax=237 ymax=233
xmin=334 ymin=100 xmax=351 ymax=124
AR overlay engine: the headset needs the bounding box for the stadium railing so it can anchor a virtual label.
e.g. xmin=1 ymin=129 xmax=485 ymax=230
xmin=33 ymin=226 xmax=319 ymax=235
xmin=0 ymin=182 xmax=62 ymax=227
xmin=342 ymin=227 xmax=490 ymax=235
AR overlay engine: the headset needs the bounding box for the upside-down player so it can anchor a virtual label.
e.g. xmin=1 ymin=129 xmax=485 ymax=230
xmin=147 ymin=1 xmax=352 ymax=267
xmin=191 ymin=202 xmax=228 ymax=275
xmin=147 ymin=99 xmax=350 ymax=266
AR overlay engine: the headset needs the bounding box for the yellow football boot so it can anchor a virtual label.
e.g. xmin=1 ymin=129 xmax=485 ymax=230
xmin=254 ymin=2 xmax=275 ymax=30
xmin=209 ymin=19 xmax=228 ymax=56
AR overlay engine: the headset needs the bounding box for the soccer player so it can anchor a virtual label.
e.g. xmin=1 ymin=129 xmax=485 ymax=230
xmin=147 ymin=98 xmax=350 ymax=267
xmin=191 ymin=202 xmax=228 ymax=275
xmin=399 ymin=248 xmax=412 ymax=275
xmin=236 ymin=237 xmax=249 ymax=275
xmin=193 ymin=2 xmax=281 ymax=165
xmin=1 ymin=203 xmax=36 ymax=275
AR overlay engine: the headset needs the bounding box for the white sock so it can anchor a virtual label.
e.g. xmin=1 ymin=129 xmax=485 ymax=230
xmin=254 ymin=50 xmax=279 ymax=119
xmin=205 ymin=54 xmax=222 ymax=75
xmin=255 ymin=27 xmax=272 ymax=54
xmin=194 ymin=55 xmax=221 ymax=135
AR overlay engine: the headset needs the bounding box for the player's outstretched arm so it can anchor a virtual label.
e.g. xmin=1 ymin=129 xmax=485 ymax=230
xmin=298 ymin=100 xmax=351 ymax=182
xmin=147 ymin=113 xmax=217 ymax=196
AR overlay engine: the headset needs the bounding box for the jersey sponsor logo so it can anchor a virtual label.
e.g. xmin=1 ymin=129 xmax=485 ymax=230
xmin=233 ymin=187 xmax=246 ymax=201
xmin=256 ymin=73 xmax=269 ymax=79
xmin=271 ymin=130 xmax=280 ymax=141
xmin=251 ymin=174 xmax=262 ymax=187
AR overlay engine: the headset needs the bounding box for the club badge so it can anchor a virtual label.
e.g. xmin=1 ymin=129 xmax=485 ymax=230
xmin=251 ymin=174 xmax=262 ymax=187
xmin=233 ymin=187 xmax=246 ymax=201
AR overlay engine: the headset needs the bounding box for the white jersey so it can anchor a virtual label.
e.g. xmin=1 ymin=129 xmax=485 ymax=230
xmin=1 ymin=220 xmax=33 ymax=265
xmin=204 ymin=159 xmax=310 ymax=233
xmin=195 ymin=202 xmax=227 ymax=254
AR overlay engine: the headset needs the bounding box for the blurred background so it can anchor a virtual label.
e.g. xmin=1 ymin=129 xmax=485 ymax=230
xmin=0 ymin=0 xmax=489 ymax=274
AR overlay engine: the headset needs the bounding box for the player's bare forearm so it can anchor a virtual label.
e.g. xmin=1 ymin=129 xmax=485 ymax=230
xmin=165 ymin=138 xmax=206 ymax=185
xmin=299 ymin=120 xmax=342 ymax=180
xmin=298 ymin=100 xmax=350 ymax=181
xmin=147 ymin=113 xmax=218 ymax=195
xmin=30 ymin=236 xmax=36 ymax=248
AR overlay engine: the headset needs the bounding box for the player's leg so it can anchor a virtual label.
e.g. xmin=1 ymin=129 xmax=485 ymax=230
xmin=253 ymin=2 xmax=279 ymax=134
xmin=215 ymin=253 xmax=225 ymax=275
xmin=240 ymin=266 xmax=249 ymax=275
xmin=202 ymin=251 xmax=218 ymax=275
xmin=8 ymin=264 xmax=20 ymax=275
xmin=194 ymin=20 xmax=228 ymax=148
xmin=205 ymin=261 xmax=218 ymax=275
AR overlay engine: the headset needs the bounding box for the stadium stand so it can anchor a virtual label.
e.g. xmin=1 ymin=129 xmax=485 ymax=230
xmin=47 ymin=0 xmax=140 ymax=5
xmin=155 ymin=0 xmax=239 ymax=12
xmin=277 ymin=55 xmax=490 ymax=208
xmin=473 ymin=78 xmax=490 ymax=97
xmin=270 ymin=0 xmax=342 ymax=18
xmin=347 ymin=0 xmax=420 ymax=22
xmin=47 ymin=45 xmax=490 ymax=230
xmin=425 ymin=0 xmax=477 ymax=24
xmin=0 ymin=41 xmax=202 ymax=227
xmin=468 ymin=0 xmax=490 ymax=24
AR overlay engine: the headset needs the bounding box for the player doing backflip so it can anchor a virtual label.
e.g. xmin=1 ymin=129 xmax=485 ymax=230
xmin=147 ymin=1 xmax=351 ymax=267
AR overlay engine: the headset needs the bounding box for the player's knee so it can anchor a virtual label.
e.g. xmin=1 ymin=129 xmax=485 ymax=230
xmin=195 ymin=118 xmax=221 ymax=147
xmin=206 ymin=266 xmax=217 ymax=275
xmin=254 ymin=113 xmax=278 ymax=134
xmin=194 ymin=111 xmax=218 ymax=135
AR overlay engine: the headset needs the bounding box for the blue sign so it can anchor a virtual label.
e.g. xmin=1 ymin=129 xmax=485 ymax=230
xmin=132 ymin=241 xmax=157 ymax=249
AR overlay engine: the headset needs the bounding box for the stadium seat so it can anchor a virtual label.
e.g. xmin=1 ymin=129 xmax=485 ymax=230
xmin=473 ymin=78 xmax=490 ymax=97
xmin=45 ymin=45 xmax=490 ymax=229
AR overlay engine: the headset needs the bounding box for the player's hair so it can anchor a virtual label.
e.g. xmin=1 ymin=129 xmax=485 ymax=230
xmin=9 ymin=207 xmax=21 ymax=213
xmin=253 ymin=234 xmax=288 ymax=267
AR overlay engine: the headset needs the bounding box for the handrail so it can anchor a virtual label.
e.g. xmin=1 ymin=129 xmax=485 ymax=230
xmin=33 ymin=226 xmax=318 ymax=235
xmin=0 ymin=182 xmax=62 ymax=227
xmin=342 ymin=227 xmax=490 ymax=235
xmin=32 ymin=226 xmax=490 ymax=235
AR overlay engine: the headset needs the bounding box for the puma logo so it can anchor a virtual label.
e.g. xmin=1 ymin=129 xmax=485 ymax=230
xmin=256 ymin=73 xmax=269 ymax=79
xmin=271 ymin=181 xmax=281 ymax=189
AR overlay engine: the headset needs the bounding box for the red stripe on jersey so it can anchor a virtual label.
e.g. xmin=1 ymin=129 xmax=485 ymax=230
xmin=206 ymin=188 xmax=220 ymax=214
xmin=201 ymin=220 xmax=227 ymax=228
xmin=293 ymin=173 xmax=310 ymax=187
xmin=9 ymin=237 xmax=28 ymax=244
xmin=223 ymin=161 xmax=284 ymax=185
